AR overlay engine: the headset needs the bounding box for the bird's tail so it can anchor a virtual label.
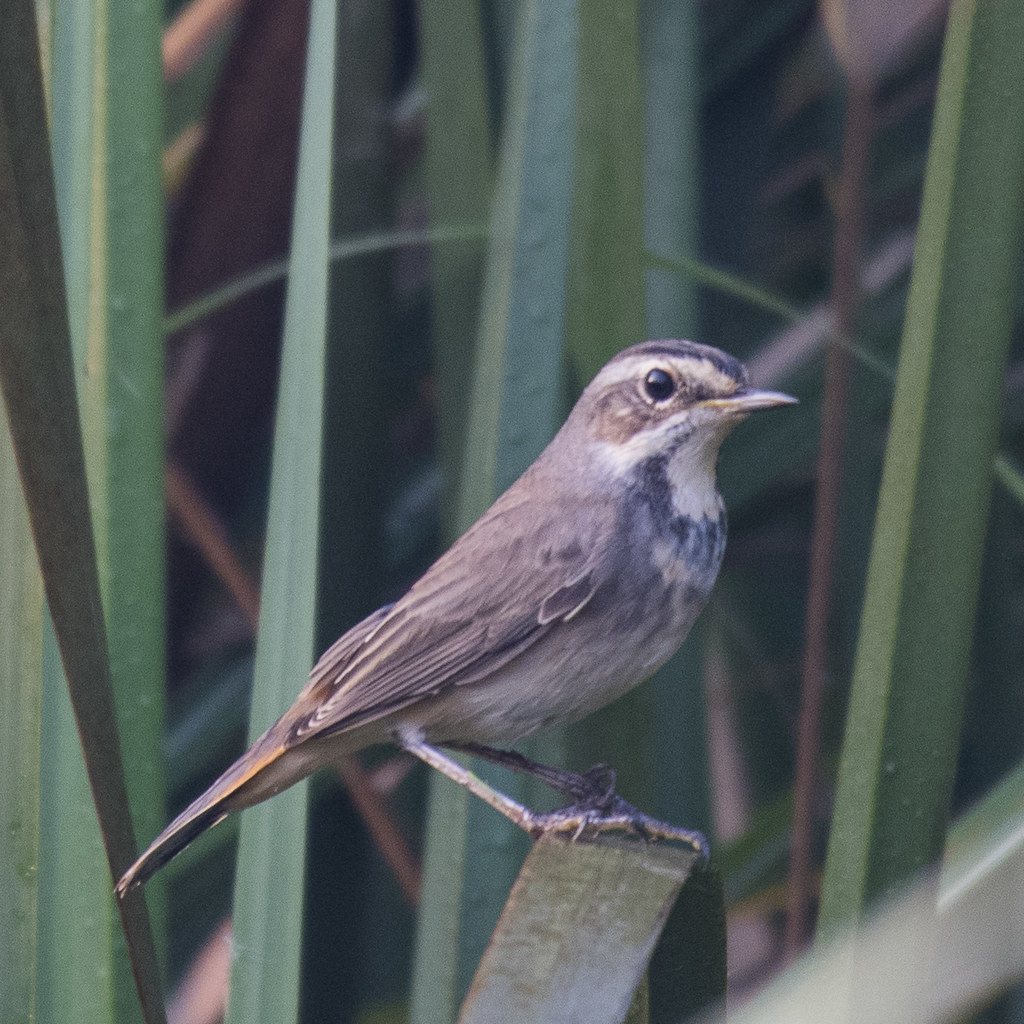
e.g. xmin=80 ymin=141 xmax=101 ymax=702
xmin=115 ymin=740 xmax=289 ymax=898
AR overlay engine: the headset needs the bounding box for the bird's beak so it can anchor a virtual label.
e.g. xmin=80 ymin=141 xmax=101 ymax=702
xmin=700 ymin=388 xmax=798 ymax=415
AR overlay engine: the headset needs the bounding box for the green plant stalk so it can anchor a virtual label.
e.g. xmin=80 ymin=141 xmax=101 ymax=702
xmin=417 ymin=0 xmax=493 ymax=518
xmin=564 ymin=0 xmax=645 ymax=384
xmin=0 ymin=15 xmax=165 ymax=1024
xmin=41 ymin=4 xmax=121 ymax=1019
xmin=224 ymin=0 xmax=338 ymax=1019
xmin=315 ymin=0 xmax=395 ymax=651
xmin=638 ymin=0 xmax=711 ymax=836
xmin=63 ymin=0 xmax=166 ymax=851
xmin=563 ymin=0 xmax=649 ymax=804
xmin=96 ymin=0 xmax=167 ymax=948
xmin=44 ymin=0 xmax=167 ymax=1019
xmin=410 ymin=1 xmax=578 ymax=1018
xmin=37 ymin=626 xmax=115 ymax=1024
xmin=819 ymin=0 xmax=1024 ymax=933
xmin=642 ymin=0 xmax=698 ymax=342
xmin=302 ymin=2 xmax=395 ymax=1018
xmin=162 ymin=224 xmax=489 ymax=337
xmin=0 ymin=410 xmax=43 ymax=1024
xmin=645 ymin=250 xmax=802 ymax=325
xmin=479 ymin=0 xmax=520 ymax=132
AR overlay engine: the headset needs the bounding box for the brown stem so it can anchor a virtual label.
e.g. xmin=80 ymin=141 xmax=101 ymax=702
xmin=167 ymin=918 xmax=232 ymax=1024
xmin=166 ymin=461 xmax=421 ymax=906
xmin=784 ymin=82 xmax=873 ymax=957
xmin=163 ymin=0 xmax=247 ymax=84
xmin=335 ymin=758 xmax=422 ymax=905
xmin=166 ymin=462 xmax=261 ymax=625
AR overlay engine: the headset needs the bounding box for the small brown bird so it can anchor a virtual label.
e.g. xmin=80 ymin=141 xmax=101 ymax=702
xmin=117 ymin=339 xmax=794 ymax=895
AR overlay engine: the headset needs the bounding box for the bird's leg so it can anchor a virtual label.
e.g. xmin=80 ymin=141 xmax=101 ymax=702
xmin=434 ymin=740 xmax=708 ymax=860
xmin=398 ymin=732 xmax=539 ymax=833
xmin=443 ymin=741 xmax=616 ymax=804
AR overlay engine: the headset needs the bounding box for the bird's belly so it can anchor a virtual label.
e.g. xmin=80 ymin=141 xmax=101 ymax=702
xmin=408 ymin=587 xmax=703 ymax=747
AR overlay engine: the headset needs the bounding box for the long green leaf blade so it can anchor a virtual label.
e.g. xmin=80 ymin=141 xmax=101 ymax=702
xmin=818 ymin=0 xmax=1024 ymax=932
xmin=224 ymin=0 xmax=337 ymax=1019
xmin=0 ymin=4 xmax=164 ymax=1022
xmin=564 ymin=0 xmax=646 ymax=384
xmin=302 ymin=3 xmax=397 ymax=1016
xmin=37 ymin=633 xmax=114 ymax=1024
xmin=44 ymin=0 xmax=167 ymax=1018
xmin=92 ymin=0 xmax=167 ymax=866
xmin=638 ymin=0 xmax=710 ymax=836
xmin=0 ymin=409 xmax=42 ymax=1024
xmin=410 ymin=1 xmax=579 ymax=1018
xmin=418 ymin=0 xmax=493 ymax=512
xmin=42 ymin=7 xmax=119 ymax=1023
xmin=563 ymin=0 xmax=651 ymax=824
xmin=642 ymin=0 xmax=698 ymax=341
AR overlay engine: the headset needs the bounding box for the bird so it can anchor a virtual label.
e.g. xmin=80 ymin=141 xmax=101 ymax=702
xmin=117 ymin=338 xmax=794 ymax=896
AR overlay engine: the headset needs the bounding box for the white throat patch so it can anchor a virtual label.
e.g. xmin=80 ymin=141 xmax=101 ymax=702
xmin=595 ymin=422 xmax=723 ymax=520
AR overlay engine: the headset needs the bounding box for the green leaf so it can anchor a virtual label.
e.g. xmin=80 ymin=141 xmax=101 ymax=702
xmin=564 ymin=0 xmax=646 ymax=383
xmin=0 ymin=5 xmax=164 ymax=1024
xmin=562 ymin=0 xmax=655 ymax=833
xmin=638 ymin=54 xmax=709 ymax=892
xmin=941 ymin=759 xmax=1024 ymax=897
xmin=87 ymin=0 xmax=166 ymax=869
xmin=0 ymin=407 xmax=42 ymax=1024
xmin=726 ymin=784 xmax=1024 ymax=1024
xmin=410 ymin=1 xmax=579 ymax=1018
xmin=224 ymin=0 xmax=339 ymax=1020
xmin=418 ymin=0 xmax=493 ymax=511
xmin=459 ymin=836 xmax=701 ymax=1024
xmin=43 ymin=0 xmax=167 ymax=1018
xmin=645 ymin=251 xmax=802 ymax=326
xmin=302 ymin=3 xmax=399 ymax=1017
xmin=37 ymin=628 xmax=116 ymax=1024
xmin=819 ymin=0 xmax=1024 ymax=933
xmin=642 ymin=0 xmax=699 ymax=341
xmin=163 ymin=224 xmax=488 ymax=337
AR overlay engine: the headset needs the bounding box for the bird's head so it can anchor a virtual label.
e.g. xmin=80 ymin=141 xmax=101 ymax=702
xmin=567 ymin=339 xmax=796 ymax=512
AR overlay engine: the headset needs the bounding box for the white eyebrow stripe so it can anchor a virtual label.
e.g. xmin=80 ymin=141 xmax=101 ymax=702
xmin=591 ymin=355 xmax=735 ymax=392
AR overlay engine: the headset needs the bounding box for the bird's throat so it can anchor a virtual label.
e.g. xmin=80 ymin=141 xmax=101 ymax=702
xmin=631 ymin=451 xmax=727 ymax=593
xmin=634 ymin=444 xmax=722 ymax=521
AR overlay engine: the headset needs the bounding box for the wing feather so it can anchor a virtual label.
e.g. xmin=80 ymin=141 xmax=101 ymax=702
xmin=282 ymin=487 xmax=608 ymax=745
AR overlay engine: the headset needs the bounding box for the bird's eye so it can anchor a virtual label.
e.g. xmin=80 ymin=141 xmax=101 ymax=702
xmin=643 ymin=368 xmax=676 ymax=402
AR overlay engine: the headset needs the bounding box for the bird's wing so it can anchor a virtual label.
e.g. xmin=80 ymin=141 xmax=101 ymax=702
xmin=282 ymin=490 xmax=605 ymax=744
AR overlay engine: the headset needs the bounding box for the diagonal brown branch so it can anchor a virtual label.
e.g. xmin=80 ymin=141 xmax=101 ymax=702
xmin=166 ymin=463 xmax=261 ymax=624
xmin=163 ymin=0 xmax=247 ymax=84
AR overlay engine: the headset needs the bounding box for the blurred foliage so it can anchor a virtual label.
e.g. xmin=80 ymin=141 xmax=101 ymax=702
xmin=2 ymin=0 xmax=1023 ymax=1020
xmin=820 ymin=0 xmax=1024 ymax=936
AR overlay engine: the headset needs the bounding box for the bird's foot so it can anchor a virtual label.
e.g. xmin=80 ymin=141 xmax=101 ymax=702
xmin=526 ymin=786 xmax=709 ymax=861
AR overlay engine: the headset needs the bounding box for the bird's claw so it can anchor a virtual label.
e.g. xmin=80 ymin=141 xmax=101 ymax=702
xmin=526 ymin=794 xmax=709 ymax=862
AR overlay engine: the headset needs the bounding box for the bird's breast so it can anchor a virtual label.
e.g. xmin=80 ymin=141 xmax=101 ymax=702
xmin=650 ymin=507 xmax=727 ymax=596
xmin=627 ymin=451 xmax=727 ymax=597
